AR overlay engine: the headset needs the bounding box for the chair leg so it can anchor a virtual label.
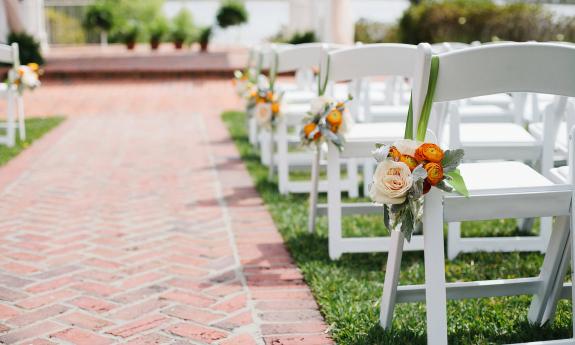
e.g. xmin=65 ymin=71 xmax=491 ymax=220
xmin=17 ymin=96 xmax=25 ymax=141
xmin=308 ymin=147 xmax=321 ymax=233
xmin=527 ymin=215 xmax=570 ymax=325
xmin=249 ymin=115 xmax=258 ymax=146
xmin=447 ymin=222 xmax=461 ymax=260
xmin=380 ymin=230 xmax=405 ymax=329
xmin=347 ymin=158 xmax=359 ymax=198
xmin=327 ymin=142 xmax=342 ymax=260
xmin=423 ymin=189 xmax=448 ymax=345
xmin=268 ymin=129 xmax=275 ymax=181
xmin=276 ymin=120 xmax=289 ymax=195
xmin=6 ymin=93 xmax=15 ymax=147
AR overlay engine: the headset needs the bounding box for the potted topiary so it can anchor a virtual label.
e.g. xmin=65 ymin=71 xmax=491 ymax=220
xmin=122 ymin=21 xmax=141 ymax=50
xmin=148 ymin=16 xmax=168 ymax=50
xmin=170 ymin=9 xmax=195 ymax=50
xmin=216 ymin=0 xmax=249 ymax=29
xmin=199 ymin=26 xmax=212 ymax=52
xmin=83 ymin=0 xmax=115 ymax=46
xmin=7 ymin=32 xmax=44 ymax=65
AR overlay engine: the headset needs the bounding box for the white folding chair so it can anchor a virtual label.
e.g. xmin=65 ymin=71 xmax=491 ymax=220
xmin=0 ymin=42 xmax=24 ymax=146
xmin=314 ymin=44 xmax=426 ymax=259
xmin=380 ymin=42 xmax=575 ymax=345
xmin=270 ymin=43 xmax=360 ymax=196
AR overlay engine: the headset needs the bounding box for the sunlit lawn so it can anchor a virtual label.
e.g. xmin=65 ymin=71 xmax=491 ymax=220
xmin=222 ymin=110 xmax=572 ymax=345
xmin=0 ymin=117 xmax=65 ymax=165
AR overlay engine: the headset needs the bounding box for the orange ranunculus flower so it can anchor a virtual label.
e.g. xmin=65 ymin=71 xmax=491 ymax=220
xmin=329 ymin=124 xmax=340 ymax=133
xmin=415 ymin=143 xmax=444 ymax=163
xmin=304 ymin=123 xmax=321 ymax=141
xmin=271 ymin=102 xmax=280 ymax=114
xmin=266 ymin=91 xmax=274 ymax=100
xmin=28 ymin=63 xmax=39 ymax=72
xmin=326 ymin=109 xmax=343 ymax=127
xmin=424 ymin=162 xmax=444 ymax=185
xmin=389 ymin=146 xmax=401 ymax=161
xmin=400 ymin=155 xmax=418 ymax=171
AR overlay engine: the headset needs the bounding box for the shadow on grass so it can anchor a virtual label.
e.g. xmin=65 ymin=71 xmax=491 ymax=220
xmin=221 ymin=110 xmax=572 ymax=345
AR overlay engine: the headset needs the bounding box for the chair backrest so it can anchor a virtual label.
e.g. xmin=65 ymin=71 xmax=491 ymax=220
xmin=321 ymin=43 xmax=418 ymax=84
xmin=412 ymin=42 xmax=575 ymax=138
xmin=274 ymin=43 xmax=347 ymax=73
xmin=0 ymin=43 xmax=19 ymax=67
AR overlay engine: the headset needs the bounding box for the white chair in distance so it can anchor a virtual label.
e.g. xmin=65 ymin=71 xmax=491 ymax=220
xmin=270 ymin=43 xmax=360 ymax=196
xmin=0 ymin=42 xmax=25 ymax=147
xmin=380 ymin=42 xmax=575 ymax=345
xmin=313 ymin=43 xmax=426 ymax=259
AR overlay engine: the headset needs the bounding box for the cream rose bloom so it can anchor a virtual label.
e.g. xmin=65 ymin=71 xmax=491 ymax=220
xmin=393 ymin=139 xmax=421 ymax=156
xmin=370 ymin=160 xmax=413 ymax=204
xmin=255 ymin=103 xmax=272 ymax=126
xmin=310 ymin=96 xmax=334 ymax=114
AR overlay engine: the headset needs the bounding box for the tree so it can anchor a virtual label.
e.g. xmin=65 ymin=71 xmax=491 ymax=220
xmin=216 ymin=0 xmax=249 ymax=29
xmin=83 ymin=1 xmax=115 ymax=46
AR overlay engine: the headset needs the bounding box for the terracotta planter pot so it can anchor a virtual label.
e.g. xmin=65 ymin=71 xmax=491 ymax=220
xmin=150 ymin=40 xmax=160 ymax=50
xmin=174 ymin=41 xmax=184 ymax=50
xmin=126 ymin=41 xmax=136 ymax=50
xmin=200 ymin=42 xmax=209 ymax=52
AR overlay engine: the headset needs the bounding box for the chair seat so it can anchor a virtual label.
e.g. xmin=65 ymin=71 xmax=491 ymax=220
xmin=282 ymin=90 xmax=316 ymax=104
xmin=458 ymin=105 xmax=515 ymax=123
xmin=282 ymin=103 xmax=310 ymax=116
xmin=459 ymin=161 xmax=553 ymax=191
xmin=345 ymin=122 xmax=405 ymax=143
xmin=466 ymin=94 xmax=512 ymax=108
xmin=549 ymin=166 xmax=569 ymax=184
xmin=442 ymin=123 xmax=538 ymax=147
xmin=368 ymin=105 xmax=408 ymax=121
xmin=529 ymin=122 xmax=568 ymax=154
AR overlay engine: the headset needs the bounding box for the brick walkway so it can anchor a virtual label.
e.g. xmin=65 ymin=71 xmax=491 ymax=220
xmin=0 ymin=81 xmax=333 ymax=345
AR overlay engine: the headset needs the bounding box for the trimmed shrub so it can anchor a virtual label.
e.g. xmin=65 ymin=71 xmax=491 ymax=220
xmin=170 ymin=9 xmax=196 ymax=46
xmin=8 ymin=32 xmax=44 ymax=65
xmin=216 ymin=0 xmax=249 ymax=29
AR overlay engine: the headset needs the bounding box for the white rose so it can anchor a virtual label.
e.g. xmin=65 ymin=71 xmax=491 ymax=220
xmin=392 ymin=139 xmax=421 ymax=156
xmin=310 ymin=96 xmax=334 ymax=114
xmin=255 ymin=103 xmax=272 ymax=126
xmin=370 ymin=159 xmax=413 ymax=205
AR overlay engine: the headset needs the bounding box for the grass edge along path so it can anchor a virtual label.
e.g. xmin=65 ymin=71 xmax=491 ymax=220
xmin=0 ymin=116 xmax=65 ymax=166
xmin=222 ymin=110 xmax=572 ymax=345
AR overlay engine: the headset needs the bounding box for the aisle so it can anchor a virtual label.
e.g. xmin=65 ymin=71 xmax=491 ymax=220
xmin=0 ymin=81 xmax=332 ymax=345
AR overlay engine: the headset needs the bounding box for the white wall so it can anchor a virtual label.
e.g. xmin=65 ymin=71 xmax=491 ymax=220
xmin=0 ymin=2 xmax=9 ymax=43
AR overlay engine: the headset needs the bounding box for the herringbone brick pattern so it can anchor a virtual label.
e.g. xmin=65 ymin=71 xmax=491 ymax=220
xmin=0 ymin=81 xmax=333 ymax=345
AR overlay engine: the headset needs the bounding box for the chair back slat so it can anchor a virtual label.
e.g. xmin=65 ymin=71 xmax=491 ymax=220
xmin=0 ymin=43 xmax=18 ymax=65
xmin=433 ymin=43 xmax=575 ymax=102
xmin=275 ymin=43 xmax=346 ymax=73
xmin=324 ymin=44 xmax=418 ymax=83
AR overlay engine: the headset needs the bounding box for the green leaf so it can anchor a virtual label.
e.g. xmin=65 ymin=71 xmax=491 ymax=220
xmin=416 ymin=56 xmax=440 ymax=141
xmin=445 ymin=169 xmax=469 ymax=197
xmin=441 ymin=149 xmax=465 ymax=173
xmin=404 ymin=95 xmax=414 ymax=140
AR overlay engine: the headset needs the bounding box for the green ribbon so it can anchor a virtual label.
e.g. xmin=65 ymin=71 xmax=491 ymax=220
xmin=415 ymin=56 xmax=440 ymax=142
xmin=403 ymin=95 xmax=414 ymax=140
xmin=318 ymin=55 xmax=330 ymax=96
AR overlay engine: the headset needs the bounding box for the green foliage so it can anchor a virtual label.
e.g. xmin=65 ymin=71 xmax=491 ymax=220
xmin=170 ymin=9 xmax=196 ymax=43
xmin=216 ymin=0 xmax=249 ymax=29
xmin=199 ymin=26 xmax=213 ymax=45
xmin=7 ymin=32 xmax=44 ymax=65
xmin=396 ymin=0 xmax=575 ymax=44
xmin=222 ymin=110 xmax=573 ymax=345
xmin=287 ymin=31 xmax=317 ymax=44
xmin=355 ymin=18 xmax=399 ymax=43
xmin=83 ymin=1 xmax=115 ymax=32
xmin=148 ymin=15 xmax=169 ymax=42
xmin=46 ymin=9 xmax=86 ymax=45
xmin=120 ymin=21 xmax=141 ymax=43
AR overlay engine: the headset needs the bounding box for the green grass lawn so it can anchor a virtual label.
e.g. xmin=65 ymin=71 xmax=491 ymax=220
xmin=0 ymin=117 xmax=65 ymax=165
xmin=222 ymin=111 xmax=572 ymax=345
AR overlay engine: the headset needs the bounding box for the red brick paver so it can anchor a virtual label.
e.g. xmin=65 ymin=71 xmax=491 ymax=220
xmin=0 ymin=80 xmax=333 ymax=344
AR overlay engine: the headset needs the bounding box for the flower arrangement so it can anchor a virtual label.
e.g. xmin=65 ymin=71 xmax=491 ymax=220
xmin=300 ymin=95 xmax=353 ymax=151
xmin=8 ymin=63 xmax=42 ymax=95
xmin=250 ymin=88 xmax=283 ymax=129
xmin=232 ymin=69 xmax=254 ymax=98
xmin=368 ymin=56 xmax=468 ymax=240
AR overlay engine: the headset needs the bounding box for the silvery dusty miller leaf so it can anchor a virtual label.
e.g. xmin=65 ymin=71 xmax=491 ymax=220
xmin=442 ymin=149 xmax=465 ymax=173
xmin=372 ymin=145 xmax=390 ymax=163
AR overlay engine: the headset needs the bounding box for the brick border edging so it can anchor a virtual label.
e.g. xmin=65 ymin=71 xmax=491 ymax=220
xmin=0 ymin=117 xmax=75 ymax=190
xmin=200 ymin=111 xmax=335 ymax=345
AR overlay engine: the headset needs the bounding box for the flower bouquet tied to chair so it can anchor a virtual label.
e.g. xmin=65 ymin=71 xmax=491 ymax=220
xmin=369 ymin=56 xmax=468 ymax=240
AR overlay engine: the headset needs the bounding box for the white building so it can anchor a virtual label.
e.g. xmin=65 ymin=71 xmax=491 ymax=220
xmin=0 ymin=0 xmax=48 ymax=48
